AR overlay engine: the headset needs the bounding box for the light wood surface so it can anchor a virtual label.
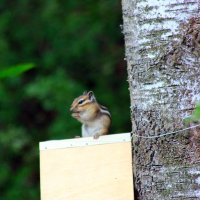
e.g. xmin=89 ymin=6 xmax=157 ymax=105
xmin=40 ymin=135 xmax=134 ymax=200
xmin=39 ymin=133 xmax=131 ymax=150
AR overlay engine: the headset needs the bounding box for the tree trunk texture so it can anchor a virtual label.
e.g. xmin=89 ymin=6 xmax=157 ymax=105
xmin=122 ymin=0 xmax=200 ymax=199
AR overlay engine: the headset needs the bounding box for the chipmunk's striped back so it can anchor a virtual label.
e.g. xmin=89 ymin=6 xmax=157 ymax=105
xmin=99 ymin=105 xmax=111 ymax=119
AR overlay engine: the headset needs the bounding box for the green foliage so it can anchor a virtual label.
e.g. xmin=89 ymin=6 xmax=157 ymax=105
xmin=0 ymin=63 xmax=35 ymax=79
xmin=185 ymin=103 xmax=200 ymax=123
xmin=0 ymin=1 xmax=130 ymax=199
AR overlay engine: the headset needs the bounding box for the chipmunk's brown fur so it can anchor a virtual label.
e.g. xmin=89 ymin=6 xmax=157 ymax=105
xmin=70 ymin=91 xmax=111 ymax=139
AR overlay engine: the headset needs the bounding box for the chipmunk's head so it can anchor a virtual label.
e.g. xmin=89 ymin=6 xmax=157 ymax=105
xmin=70 ymin=91 xmax=96 ymax=120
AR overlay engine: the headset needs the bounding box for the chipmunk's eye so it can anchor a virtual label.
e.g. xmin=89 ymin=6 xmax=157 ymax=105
xmin=78 ymin=99 xmax=84 ymax=104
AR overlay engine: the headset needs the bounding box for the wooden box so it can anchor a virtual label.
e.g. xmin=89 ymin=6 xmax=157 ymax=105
xmin=39 ymin=133 xmax=134 ymax=200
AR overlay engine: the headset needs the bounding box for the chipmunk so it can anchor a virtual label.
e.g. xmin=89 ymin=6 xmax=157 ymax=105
xmin=70 ymin=91 xmax=111 ymax=139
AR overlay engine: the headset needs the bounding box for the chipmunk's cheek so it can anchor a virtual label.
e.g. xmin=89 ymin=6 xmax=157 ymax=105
xmin=71 ymin=112 xmax=80 ymax=119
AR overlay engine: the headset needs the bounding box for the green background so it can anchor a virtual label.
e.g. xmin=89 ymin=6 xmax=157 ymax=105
xmin=0 ymin=1 xmax=131 ymax=199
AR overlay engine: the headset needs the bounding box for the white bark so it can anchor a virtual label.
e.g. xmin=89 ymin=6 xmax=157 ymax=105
xmin=122 ymin=0 xmax=200 ymax=199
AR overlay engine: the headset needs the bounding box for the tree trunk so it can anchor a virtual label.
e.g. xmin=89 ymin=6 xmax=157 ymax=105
xmin=121 ymin=0 xmax=200 ymax=199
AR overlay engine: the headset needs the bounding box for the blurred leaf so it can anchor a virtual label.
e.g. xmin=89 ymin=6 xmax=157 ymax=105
xmin=185 ymin=103 xmax=200 ymax=123
xmin=0 ymin=63 xmax=35 ymax=79
xmin=191 ymin=103 xmax=200 ymax=120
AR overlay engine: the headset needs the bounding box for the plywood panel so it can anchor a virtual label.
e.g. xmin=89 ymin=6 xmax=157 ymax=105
xmin=40 ymin=133 xmax=134 ymax=200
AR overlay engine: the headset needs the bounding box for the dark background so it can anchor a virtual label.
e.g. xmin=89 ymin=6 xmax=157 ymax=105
xmin=0 ymin=1 xmax=131 ymax=199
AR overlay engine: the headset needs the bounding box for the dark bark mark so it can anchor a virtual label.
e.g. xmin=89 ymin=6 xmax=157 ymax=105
xmin=187 ymin=127 xmax=200 ymax=164
xmin=163 ymin=17 xmax=200 ymax=67
xmin=182 ymin=17 xmax=200 ymax=57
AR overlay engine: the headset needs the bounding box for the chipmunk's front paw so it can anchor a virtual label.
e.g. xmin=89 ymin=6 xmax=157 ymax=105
xmin=93 ymin=134 xmax=100 ymax=139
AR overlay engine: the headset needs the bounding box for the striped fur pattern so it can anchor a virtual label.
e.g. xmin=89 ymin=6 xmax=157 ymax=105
xmin=99 ymin=105 xmax=111 ymax=119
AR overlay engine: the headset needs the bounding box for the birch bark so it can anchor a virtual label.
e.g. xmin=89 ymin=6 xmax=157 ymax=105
xmin=122 ymin=0 xmax=200 ymax=199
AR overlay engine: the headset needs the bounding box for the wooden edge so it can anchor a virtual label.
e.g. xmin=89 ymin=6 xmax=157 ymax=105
xmin=40 ymin=133 xmax=131 ymax=150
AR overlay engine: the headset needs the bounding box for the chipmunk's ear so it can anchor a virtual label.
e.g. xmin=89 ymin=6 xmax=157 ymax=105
xmin=87 ymin=91 xmax=96 ymax=101
xmin=83 ymin=91 xmax=88 ymax=95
